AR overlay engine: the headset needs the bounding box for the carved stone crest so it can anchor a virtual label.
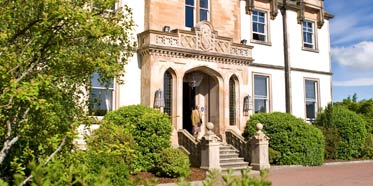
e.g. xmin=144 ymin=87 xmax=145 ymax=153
xmin=196 ymin=21 xmax=215 ymax=51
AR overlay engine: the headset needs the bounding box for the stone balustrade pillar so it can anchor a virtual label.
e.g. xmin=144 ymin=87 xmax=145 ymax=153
xmin=200 ymin=122 xmax=221 ymax=170
xmin=250 ymin=123 xmax=270 ymax=170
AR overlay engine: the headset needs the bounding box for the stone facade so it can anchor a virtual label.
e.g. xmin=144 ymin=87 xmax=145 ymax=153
xmin=111 ymin=0 xmax=333 ymax=145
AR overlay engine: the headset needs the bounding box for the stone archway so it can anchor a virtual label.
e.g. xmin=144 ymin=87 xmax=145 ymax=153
xmin=182 ymin=68 xmax=222 ymax=137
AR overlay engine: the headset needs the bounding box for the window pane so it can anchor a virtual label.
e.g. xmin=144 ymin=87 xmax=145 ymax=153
xmin=306 ymin=101 xmax=316 ymax=119
xmin=253 ymin=34 xmax=265 ymax=41
xmin=164 ymin=71 xmax=172 ymax=116
xmin=185 ymin=6 xmax=194 ymax=27
xmin=186 ymin=0 xmax=194 ymax=6
xmin=258 ymin=24 xmax=265 ymax=33
xmin=229 ymin=78 xmax=236 ymax=126
xmin=254 ymin=99 xmax=267 ymax=113
xmin=91 ymin=73 xmax=113 ymax=88
xmin=200 ymin=9 xmax=208 ymax=21
xmin=306 ymin=80 xmax=316 ymax=99
xmin=259 ymin=16 xmax=265 ymax=23
xmin=200 ymin=0 xmax=208 ymax=8
xmin=254 ymin=76 xmax=267 ymax=96
xmin=253 ymin=23 xmax=258 ymax=32
xmin=89 ymin=89 xmax=113 ymax=116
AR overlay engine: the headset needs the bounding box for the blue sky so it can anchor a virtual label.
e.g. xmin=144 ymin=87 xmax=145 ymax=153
xmin=324 ymin=0 xmax=373 ymax=101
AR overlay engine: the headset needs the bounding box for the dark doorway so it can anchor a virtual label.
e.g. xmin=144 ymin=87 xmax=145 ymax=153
xmin=183 ymin=82 xmax=196 ymax=134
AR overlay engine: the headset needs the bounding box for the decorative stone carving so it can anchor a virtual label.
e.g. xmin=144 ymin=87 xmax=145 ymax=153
xmin=196 ymin=21 xmax=215 ymax=51
xmin=155 ymin=35 xmax=178 ymax=47
xmin=137 ymin=21 xmax=254 ymax=65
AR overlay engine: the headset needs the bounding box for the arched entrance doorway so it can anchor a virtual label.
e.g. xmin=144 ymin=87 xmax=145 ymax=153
xmin=182 ymin=70 xmax=220 ymax=136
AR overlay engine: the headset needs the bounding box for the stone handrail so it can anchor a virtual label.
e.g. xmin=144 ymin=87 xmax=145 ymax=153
xmin=178 ymin=129 xmax=201 ymax=167
xmin=225 ymin=129 xmax=251 ymax=163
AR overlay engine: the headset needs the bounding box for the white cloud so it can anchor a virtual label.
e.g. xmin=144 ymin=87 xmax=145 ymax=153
xmin=334 ymin=78 xmax=373 ymax=87
xmin=331 ymin=41 xmax=373 ymax=70
xmin=333 ymin=27 xmax=373 ymax=45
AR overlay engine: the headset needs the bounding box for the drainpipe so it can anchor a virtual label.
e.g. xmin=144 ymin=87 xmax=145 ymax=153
xmin=281 ymin=0 xmax=292 ymax=113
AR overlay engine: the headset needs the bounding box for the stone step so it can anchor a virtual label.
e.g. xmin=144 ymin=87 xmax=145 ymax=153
xmin=220 ymin=153 xmax=240 ymax=159
xmin=220 ymin=157 xmax=245 ymax=163
xmin=220 ymin=161 xmax=249 ymax=169
xmin=221 ymin=166 xmax=252 ymax=175
xmin=219 ymin=149 xmax=238 ymax=154
xmin=219 ymin=145 xmax=236 ymax=151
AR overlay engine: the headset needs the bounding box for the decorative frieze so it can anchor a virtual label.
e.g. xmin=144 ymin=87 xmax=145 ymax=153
xmin=138 ymin=21 xmax=253 ymax=66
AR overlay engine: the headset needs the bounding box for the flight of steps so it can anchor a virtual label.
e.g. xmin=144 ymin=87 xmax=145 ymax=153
xmin=219 ymin=144 xmax=250 ymax=173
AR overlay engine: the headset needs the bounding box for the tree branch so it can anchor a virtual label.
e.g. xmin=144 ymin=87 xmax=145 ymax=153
xmin=20 ymin=137 xmax=66 ymax=185
xmin=0 ymin=107 xmax=30 ymax=164
xmin=0 ymin=134 xmax=19 ymax=164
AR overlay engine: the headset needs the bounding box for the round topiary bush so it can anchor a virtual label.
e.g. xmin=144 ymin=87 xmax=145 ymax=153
xmin=154 ymin=148 xmax=191 ymax=178
xmin=315 ymin=104 xmax=367 ymax=160
xmin=102 ymin=105 xmax=172 ymax=172
xmin=243 ymin=112 xmax=325 ymax=166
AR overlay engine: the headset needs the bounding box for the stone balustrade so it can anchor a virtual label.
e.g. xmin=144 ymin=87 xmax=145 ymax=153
xmin=137 ymin=21 xmax=254 ymax=65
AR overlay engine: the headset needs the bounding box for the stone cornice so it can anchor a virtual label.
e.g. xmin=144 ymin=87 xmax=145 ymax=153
xmin=250 ymin=63 xmax=333 ymax=75
xmin=137 ymin=21 xmax=254 ymax=66
xmin=138 ymin=45 xmax=254 ymax=66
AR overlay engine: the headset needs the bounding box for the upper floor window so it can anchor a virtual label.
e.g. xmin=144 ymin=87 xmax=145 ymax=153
xmin=164 ymin=71 xmax=173 ymax=117
xmin=305 ymin=79 xmax=318 ymax=121
xmin=252 ymin=10 xmax=267 ymax=42
xmin=254 ymin=75 xmax=269 ymax=113
xmin=185 ymin=0 xmax=210 ymax=28
xmin=303 ymin=20 xmax=314 ymax=49
xmin=89 ymin=73 xmax=115 ymax=116
xmin=199 ymin=0 xmax=209 ymax=21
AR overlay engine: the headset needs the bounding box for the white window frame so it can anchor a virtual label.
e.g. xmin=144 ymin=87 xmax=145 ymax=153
xmin=252 ymin=10 xmax=267 ymax=42
xmin=303 ymin=20 xmax=315 ymax=49
xmin=89 ymin=73 xmax=115 ymax=116
xmin=185 ymin=0 xmax=210 ymax=28
xmin=185 ymin=0 xmax=196 ymax=28
xmin=305 ymin=79 xmax=319 ymax=122
xmin=253 ymin=75 xmax=270 ymax=113
xmin=199 ymin=0 xmax=210 ymax=22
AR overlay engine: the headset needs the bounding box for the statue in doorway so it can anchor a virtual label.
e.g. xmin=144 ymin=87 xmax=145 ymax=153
xmin=191 ymin=105 xmax=202 ymax=137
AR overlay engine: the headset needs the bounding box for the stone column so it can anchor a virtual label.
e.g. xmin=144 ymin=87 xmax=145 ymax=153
xmin=250 ymin=123 xmax=270 ymax=170
xmin=200 ymin=122 xmax=221 ymax=170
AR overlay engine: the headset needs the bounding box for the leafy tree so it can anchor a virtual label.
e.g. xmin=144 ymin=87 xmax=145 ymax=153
xmin=315 ymin=104 xmax=367 ymax=159
xmin=0 ymin=0 xmax=135 ymax=182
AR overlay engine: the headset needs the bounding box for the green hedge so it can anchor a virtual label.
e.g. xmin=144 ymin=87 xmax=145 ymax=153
xmin=244 ymin=112 xmax=325 ymax=166
xmin=315 ymin=104 xmax=367 ymax=160
xmin=154 ymin=148 xmax=191 ymax=178
xmin=102 ymin=105 xmax=172 ymax=172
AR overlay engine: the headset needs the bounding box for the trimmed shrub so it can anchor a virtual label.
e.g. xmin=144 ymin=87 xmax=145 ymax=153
xmin=315 ymin=104 xmax=367 ymax=160
xmin=73 ymin=151 xmax=133 ymax=186
xmin=154 ymin=148 xmax=191 ymax=178
xmin=102 ymin=105 xmax=172 ymax=172
xmin=86 ymin=122 xmax=136 ymax=168
xmin=243 ymin=112 xmax=325 ymax=166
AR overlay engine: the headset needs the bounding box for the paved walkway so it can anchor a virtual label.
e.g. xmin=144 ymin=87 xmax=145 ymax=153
xmin=268 ymin=161 xmax=373 ymax=186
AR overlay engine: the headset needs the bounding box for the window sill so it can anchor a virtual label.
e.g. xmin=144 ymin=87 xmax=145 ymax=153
xmin=251 ymin=39 xmax=272 ymax=46
xmin=302 ymin=47 xmax=319 ymax=53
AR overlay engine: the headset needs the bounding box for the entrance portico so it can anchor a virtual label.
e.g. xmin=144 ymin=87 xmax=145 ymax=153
xmin=137 ymin=21 xmax=254 ymax=144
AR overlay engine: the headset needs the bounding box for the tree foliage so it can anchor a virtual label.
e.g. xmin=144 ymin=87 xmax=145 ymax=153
xmin=0 ymin=0 xmax=135 ymax=182
xmin=315 ymin=104 xmax=367 ymax=159
xmin=328 ymin=94 xmax=373 ymax=159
